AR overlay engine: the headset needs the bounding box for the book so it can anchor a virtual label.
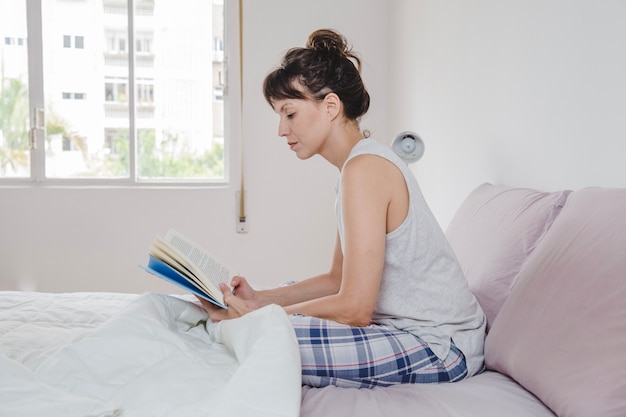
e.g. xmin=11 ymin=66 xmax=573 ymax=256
xmin=139 ymin=229 xmax=233 ymax=309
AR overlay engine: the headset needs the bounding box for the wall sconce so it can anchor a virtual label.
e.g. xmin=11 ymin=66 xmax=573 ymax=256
xmin=391 ymin=131 xmax=424 ymax=164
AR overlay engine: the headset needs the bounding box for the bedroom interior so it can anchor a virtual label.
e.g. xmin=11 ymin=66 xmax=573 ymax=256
xmin=1 ymin=0 xmax=625 ymax=416
xmin=2 ymin=0 xmax=625 ymax=294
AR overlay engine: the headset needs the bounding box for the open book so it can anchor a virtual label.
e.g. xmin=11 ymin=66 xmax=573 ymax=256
xmin=139 ymin=229 xmax=233 ymax=309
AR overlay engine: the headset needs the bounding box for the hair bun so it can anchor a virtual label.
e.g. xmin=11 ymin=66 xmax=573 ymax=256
xmin=307 ymin=29 xmax=349 ymax=56
xmin=306 ymin=29 xmax=362 ymax=72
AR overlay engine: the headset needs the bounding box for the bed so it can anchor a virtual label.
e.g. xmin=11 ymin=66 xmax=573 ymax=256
xmin=0 ymin=290 xmax=553 ymax=417
xmin=0 ymin=291 xmax=301 ymax=417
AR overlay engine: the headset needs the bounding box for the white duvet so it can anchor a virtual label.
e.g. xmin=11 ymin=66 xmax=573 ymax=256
xmin=0 ymin=292 xmax=301 ymax=417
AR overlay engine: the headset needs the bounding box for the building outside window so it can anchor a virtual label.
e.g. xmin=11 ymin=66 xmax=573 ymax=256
xmin=0 ymin=0 xmax=227 ymax=183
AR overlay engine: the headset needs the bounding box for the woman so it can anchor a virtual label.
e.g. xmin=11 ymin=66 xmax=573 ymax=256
xmin=199 ymin=29 xmax=486 ymax=389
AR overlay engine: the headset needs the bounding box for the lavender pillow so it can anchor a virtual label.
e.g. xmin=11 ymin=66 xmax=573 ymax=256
xmin=485 ymin=187 xmax=626 ymax=417
xmin=446 ymin=183 xmax=570 ymax=329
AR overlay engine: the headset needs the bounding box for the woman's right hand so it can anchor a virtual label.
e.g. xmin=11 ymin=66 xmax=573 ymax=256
xmin=196 ymin=276 xmax=260 ymax=322
xmin=230 ymin=276 xmax=257 ymax=304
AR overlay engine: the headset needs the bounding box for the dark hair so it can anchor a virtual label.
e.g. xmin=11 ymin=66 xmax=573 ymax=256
xmin=263 ymin=29 xmax=370 ymax=121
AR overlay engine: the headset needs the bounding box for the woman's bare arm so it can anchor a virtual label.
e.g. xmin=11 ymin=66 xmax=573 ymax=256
xmin=278 ymin=155 xmax=396 ymax=326
xmin=255 ymin=232 xmax=344 ymax=307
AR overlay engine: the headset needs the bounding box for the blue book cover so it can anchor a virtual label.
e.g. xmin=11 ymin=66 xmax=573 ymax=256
xmin=140 ymin=255 xmax=227 ymax=309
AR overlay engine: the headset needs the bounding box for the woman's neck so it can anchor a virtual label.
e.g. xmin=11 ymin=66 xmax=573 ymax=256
xmin=322 ymin=122 xmax=365 ymax=171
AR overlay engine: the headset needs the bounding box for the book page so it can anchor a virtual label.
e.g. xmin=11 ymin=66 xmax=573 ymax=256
xmin=150 ymin=244 xmax=214 ymax=296
xmin=150 ymin=235 xmax=222 ymax=301
xmin=162 ymin=229 xmax=233 ymax=292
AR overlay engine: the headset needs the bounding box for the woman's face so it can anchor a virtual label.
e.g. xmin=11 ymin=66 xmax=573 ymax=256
xmin=272 ymin=97 xmax=330 ymax=160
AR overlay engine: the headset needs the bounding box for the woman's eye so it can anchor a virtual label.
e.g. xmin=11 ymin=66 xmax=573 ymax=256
xmin=286 ymin=113 xmax=295 ymax=119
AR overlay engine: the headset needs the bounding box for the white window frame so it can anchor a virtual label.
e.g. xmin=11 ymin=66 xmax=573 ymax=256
xmin=5 ymin=0 xmax=236 ymax=188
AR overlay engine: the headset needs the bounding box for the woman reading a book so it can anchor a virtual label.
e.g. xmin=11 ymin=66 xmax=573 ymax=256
xmin=197 ymin=28 xmax=486 ymax=389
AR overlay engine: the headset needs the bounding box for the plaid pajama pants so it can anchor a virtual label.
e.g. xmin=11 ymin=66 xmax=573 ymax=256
xmin=289 ymin=314 xmax=468 ymax=389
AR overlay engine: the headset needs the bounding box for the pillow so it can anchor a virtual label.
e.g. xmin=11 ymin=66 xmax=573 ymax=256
xmin=485 ymin=187 xmax=626 ymax=417
xmin=446 ymin=183 xmax=571 ymax=329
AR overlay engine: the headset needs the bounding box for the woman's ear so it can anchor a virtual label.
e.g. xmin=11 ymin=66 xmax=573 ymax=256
xmin=324 ymin=93 xmax=342 ymax=120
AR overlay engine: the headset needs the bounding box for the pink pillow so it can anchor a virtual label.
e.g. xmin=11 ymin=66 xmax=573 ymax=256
xmin=485 ymin=187 xmax=626 ymax=417
xmin=446 ymin=183 xmax=570 ymax=329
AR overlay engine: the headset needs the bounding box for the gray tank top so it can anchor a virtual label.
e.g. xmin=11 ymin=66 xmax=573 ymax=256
xmin=336 ymin=138 xmax=486 ymax=376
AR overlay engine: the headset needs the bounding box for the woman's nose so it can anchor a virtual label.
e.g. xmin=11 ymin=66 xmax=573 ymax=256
xmin=278 ymin=119 xmax=289 ymax=137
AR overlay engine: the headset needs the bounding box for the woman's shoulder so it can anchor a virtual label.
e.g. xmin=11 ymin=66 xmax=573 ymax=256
xmin=343 ymin=148 xmax=400 ymax=180
xmin=348 ymin=138 xmax=407 ymax=169
xmin=345 ymin=139 xmax=411 ymax=179
xmin=350 ymin=138 xmax=388 ymax=155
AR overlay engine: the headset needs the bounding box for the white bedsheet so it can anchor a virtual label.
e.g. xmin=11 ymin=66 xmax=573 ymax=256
xmin=0 ymin=292 xmax=301 ymax=417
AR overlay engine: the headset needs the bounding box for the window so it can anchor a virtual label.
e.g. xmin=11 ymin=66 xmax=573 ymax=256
xmin=106 ymin=32 xmax=127 ymax=54
xmin=137 ymin=83 xmax=154 ymax=104
xmin=64 ymin=35 xmax=84 ymax=49
xmin=105 ymin=80 xmax=128 ymax=103
xmin=0 ymin=0 xmax=228 ymax=184
xmin=135 ymin=33 xmax=152 ymax=54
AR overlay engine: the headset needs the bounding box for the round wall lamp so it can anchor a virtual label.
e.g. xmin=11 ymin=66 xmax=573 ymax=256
xmin=391 ymin=131 xmax=424 ymax=164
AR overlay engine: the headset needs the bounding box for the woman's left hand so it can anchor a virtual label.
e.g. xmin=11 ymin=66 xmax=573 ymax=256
xmin=196 ymin=283 xmax=256 ymax=322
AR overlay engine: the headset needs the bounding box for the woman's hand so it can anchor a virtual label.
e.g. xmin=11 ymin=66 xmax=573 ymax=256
xmin=196 ymin=276 xmax=260 ymax=322
xmin=230 ymin=276 xmax=257 ymax=301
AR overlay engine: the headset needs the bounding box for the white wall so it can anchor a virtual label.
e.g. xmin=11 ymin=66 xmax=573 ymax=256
xmin=0 ymin=0 xmax=390 ymax=293
xmin=389 ymin=0 xmax=626 ymax=227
